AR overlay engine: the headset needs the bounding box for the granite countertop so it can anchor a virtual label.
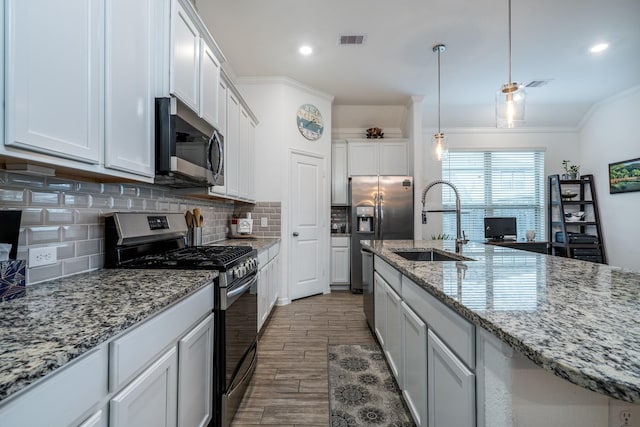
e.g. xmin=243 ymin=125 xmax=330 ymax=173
xmin=216 ymin=237 xmax=280 ymax=252
xmin=0 ymin=269 xmax=216 ymax=403
xmin=362 ymin=239 xmax=640 ymax=403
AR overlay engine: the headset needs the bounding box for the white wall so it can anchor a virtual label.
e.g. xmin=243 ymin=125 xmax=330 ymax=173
xmin=235 ymin=77 xmax=334 ymax=303
xmin=420 ymin=129 xmax=580 ymax=240
xmin=579 ymin=86 xmax=640 ymax=271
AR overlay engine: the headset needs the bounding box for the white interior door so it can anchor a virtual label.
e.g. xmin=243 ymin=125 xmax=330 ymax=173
xmin=290 ymin=151 xmax=327 ymax=300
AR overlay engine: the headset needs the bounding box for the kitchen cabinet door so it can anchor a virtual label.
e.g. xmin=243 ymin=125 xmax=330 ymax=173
xmin=384 ymin=281 xmax=403 ymax=387
xmin=78 ymin=409 xmax=106 ymax=427
xmin=374 ymin=272 xmax=386 ymax=346
xmin=170 ymin=0 xmax=200 ymax=112
xmin=110 ymin=347 xmax=178 ymax=427
xmin=247 ymin=118 xmax=257 ymax=202
xmin=401 ymin=301 xmax=427 ymax=427
xmin=379 ymin=141 xmax=409 ymax=175
xmin=209 ymin=77 xmax=228 ymax=196
xmin=5 ymin=0 xmax=103 ymax=164
xmin=178 ymin=314 xmax=213 ymax=427
xmin=104 ymin=0 xmax=155 ymax=177
xmin=258 ymin=261 xmax=269 ymax=331
xmin=427 ymin=330 xmax=475 ymax=427
xmin=330 ymin=246 xmax=350 ymax=284
xmin=226 ymin=92 xmax=240 ymax=197
xmin=348 ymin=142 xmax=378 ymax=176
xmin=331 ymin=141 xmax=348 ymax=205
xmin=269 ymin=254 xmax=280 ymax=311
xmin=238 ymin=106 xmax=250 ymax=200
xmin=199 ymin=40 xmax=220 ymax=128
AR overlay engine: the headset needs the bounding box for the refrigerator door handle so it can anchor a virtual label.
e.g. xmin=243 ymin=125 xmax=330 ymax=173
xmin=378 ymin=194 xmax=384 ymax=239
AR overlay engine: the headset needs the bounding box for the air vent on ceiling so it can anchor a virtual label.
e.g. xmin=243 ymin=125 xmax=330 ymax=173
xmin=525 ymin=79 xmax=552 ymax=88
xmin=339 ymin=34 xmax=366 ymax=45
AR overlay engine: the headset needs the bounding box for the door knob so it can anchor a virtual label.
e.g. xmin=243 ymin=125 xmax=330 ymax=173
xmin=292 ymin=232 xmax=299 ymax=237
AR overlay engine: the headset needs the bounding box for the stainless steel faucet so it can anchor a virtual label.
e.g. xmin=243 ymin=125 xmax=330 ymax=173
xmin=421 ymin=180 xmax=468 ymax=253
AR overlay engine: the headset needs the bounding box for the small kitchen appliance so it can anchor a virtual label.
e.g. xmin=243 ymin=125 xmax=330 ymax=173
xmin=104 ymin=212 xmax=258 ymax=427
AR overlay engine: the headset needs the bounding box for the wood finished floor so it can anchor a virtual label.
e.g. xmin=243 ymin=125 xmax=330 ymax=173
xmin=232 ymin=291 xmax=376 ymax=427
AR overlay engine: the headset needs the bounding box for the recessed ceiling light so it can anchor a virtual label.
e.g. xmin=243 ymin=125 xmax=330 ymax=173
xmin=299 ymin=45 xmax=313 ymax=55
xmin=590 ymin=43 xmax=609 ymax=53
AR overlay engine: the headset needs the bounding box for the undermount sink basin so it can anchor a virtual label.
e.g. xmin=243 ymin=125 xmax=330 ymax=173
xmin=392 ymin=249 xmax=471 ymax=262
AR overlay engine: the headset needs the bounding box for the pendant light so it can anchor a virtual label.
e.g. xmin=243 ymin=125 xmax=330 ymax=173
xmin=496 ymin=0 xmax=525 ymax=128
xmin=432 ymin=44 xmax=447 ymax=161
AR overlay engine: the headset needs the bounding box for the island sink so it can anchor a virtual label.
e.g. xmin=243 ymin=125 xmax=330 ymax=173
xmin=392 ymin=249 xmax=472 ymax=262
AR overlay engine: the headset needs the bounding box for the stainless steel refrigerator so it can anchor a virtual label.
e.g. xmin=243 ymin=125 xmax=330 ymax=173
xmin=350 ymin=176 xmax=414 ymax=295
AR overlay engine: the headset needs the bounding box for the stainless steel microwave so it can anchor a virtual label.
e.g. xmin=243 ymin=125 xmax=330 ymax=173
xmin=155 ymin=97 xmax=224 ymax=188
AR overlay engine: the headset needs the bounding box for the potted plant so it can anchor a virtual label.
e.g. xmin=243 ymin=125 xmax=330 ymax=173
xmin=569 ymin=164 xmax=580 ymax=179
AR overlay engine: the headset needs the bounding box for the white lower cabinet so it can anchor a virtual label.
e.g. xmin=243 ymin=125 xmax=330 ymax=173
xmin=384 ymin=282 xmax=403 ymax=386
xmin=178 ymin=315 xmax=214 ymax=427
xmin=258 ymin=244 xmax=280 ymax=331
xmin=78 ymin=409 xmax=107 ymax=427
xmin=427 ymin=330 xmax=475 ymax=427
xmin=401 ymin=301 xmax=427 ymax=427
xmin=330 ymin=236 xmax=350 ymax=285
xmin=373 ymin=272 xmax=387 ymax=347
xmin=110 ymin=347 xmax=178 ymax=427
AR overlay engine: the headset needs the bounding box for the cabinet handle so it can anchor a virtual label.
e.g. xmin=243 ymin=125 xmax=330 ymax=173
xmin=292 ymin=232 xmax=299 ymax=237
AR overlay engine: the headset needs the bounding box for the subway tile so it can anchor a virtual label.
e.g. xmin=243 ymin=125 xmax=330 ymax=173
xmin=16 ymin=248 xmax=28 ymax=261
xmin=20 ymin=208 xmax=44 ymax=225
xmin=143 ymin=199 xmax=158 ymax=210
xmin=7 ymin=173 xmax=45 ymax=188
xmin=63 ymin=192 xmax=91 ymax=208
xmin=102 ymin=183 xmax=123 ymax=196
xmin=90 ymin=254 xmax=103 ymax=270
xmin=76 ymin=239 xmax=101 ymax=257
xmin=112 ymin=198 xmax=130 ymax=209
xmin=0 ymin=189 xmax=26 ymax=204
xmin=45 ymin=178 xmax=75 ymax=192
xmin=121 ymin=185 xmax=139 ymax=197
xmin=91 ymin=195 xmax=113 ymax=209
xmin=27 ymin=226 xmax=61 ymax=244
xmin=63 ymin=257 xmax=90 ymax=276
xmin=46 ymin=208 xmax=74 ymax=224
xmin=74 ymin=209 xmax=100 ymax=225
xmin=129 ymin=198 xmax=145 ymax=210
xmin=77 ymin=182 xmax=103 ymax=194
xmin=29 ymin=190 xmax=61 ymax=206
xmin=62 ymin=225 xmax=89 ymax=242
xmin=138 ymin=187 xmax=152 ymax=198
xmin=56 ymin=243 xmax=76 ymax=260
xmin=89 ymin=224 xmax=103 ymax=240
xmin=27 ymin=262 xmax=63 ymax=284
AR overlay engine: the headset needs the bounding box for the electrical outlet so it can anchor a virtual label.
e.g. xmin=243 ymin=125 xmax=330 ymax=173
xmin=261 ymin=217 xmax=268 ymax=227
xmin=609 ymin=400 xmax=638 ymax=427
xmin=29 ymin=247 xmax=57 ymax=268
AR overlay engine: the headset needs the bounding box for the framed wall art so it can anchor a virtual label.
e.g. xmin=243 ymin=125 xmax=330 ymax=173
xmin=608 ymin=157 xmax=640 ymax=194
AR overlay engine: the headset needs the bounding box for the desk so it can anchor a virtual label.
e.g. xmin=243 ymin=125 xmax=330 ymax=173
xmin=485 ymin=240 xmax=551 ymax=254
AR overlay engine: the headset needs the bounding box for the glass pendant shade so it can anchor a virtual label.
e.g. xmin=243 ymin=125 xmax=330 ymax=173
xmin=432 ymin=132 xmax=448 ymax=161
xmin=496 ymin=82 xmax=526 ymax=128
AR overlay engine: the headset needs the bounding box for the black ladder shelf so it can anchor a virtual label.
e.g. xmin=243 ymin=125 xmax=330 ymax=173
xmin=547 ymin=174 xmax=607 ymax=264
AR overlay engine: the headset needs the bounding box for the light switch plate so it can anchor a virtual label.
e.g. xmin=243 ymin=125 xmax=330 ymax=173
xmin=261 ymin=217 xmax=268 ymax=227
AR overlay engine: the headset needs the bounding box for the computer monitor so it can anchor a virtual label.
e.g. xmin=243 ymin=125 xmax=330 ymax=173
xmin=484 ymin=217 xmax=517 ymax=241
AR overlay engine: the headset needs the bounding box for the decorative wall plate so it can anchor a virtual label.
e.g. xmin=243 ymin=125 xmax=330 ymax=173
xmin=296 ymin=104 xmax=324 ymax=141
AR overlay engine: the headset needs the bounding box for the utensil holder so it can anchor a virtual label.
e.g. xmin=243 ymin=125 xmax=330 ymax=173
xmin=187 ymin=227 xmax=203 ymax=246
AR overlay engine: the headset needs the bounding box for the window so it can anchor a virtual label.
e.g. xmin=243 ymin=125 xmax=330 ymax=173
xmin=441 ymin=150 xmax=545 ymax=241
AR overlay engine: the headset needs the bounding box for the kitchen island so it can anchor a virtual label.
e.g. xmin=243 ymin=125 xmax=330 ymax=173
xmin=363 ymin=239 xmax=640 ymax=426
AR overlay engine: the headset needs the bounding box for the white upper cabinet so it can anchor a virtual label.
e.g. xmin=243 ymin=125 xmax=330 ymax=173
xmin=5 ymin=0 xmax=103 ymax=164
xmin=170 ymin=0 xmax=200 ymax=112
xmin=199 ymin=40 xmax=221 ymax=128
xmin=225 ymin=92 xmax=240 ymax=198
xmin=331 ymin=141 xmax=349 ymax=205
xmin=347 ymin=139 xmax=409 ymax=176
xmin=104 ymin=0 xmax=155 ymax=177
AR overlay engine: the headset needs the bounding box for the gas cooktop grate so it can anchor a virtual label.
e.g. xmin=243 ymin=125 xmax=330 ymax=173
xmin=119 ymin=245 xmax=253 ymax=269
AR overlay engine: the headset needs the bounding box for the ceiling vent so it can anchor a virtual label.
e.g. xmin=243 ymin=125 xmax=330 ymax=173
xmin=339 ymin=34 xmax=366 ymax=45
xmin=525 ymin=79 xmax=552 ymax=88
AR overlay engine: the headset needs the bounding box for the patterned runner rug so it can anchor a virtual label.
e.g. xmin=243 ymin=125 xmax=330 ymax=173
xmin=328 ymin=344 xmax=415 ymax=427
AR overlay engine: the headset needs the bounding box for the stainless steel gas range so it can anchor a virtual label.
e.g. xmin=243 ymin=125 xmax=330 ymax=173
xmin=104 ymin=212 xmax=258 ymax=427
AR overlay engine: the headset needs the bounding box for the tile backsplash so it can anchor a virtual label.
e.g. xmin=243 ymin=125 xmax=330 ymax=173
xmin=0 ymin=170 xmax=281 ymax=285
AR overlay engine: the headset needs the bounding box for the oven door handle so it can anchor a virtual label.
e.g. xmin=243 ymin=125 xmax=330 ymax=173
xmin=221 ymin=274 xmax=257 ymax=310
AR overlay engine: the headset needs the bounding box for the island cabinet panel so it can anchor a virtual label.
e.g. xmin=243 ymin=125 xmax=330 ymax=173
xmin=0 ymin=347 xmax=108 ymax=427
xmin=373 ymin=272 xmax=387 ymax=346
xmin=78 ymin=409 xmax=106 ymax=427
xmin=375 ymin=255 xmax=402 ymax=294
xmin=402 ymin=275 xmax=475 ymax=369
xmin=384 ymin=281 xmax=403 ymax=387
xmin=428 ymin=330 xmax=475 ymax=427
xmin=401 ymin=301 xmax=428 ymax=427
xmin=110 ymin=347 xmax=178 ymax=427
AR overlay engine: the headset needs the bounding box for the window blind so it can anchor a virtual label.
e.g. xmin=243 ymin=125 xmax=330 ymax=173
xmin=441 ymin=150 xmax=545 ymax=242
